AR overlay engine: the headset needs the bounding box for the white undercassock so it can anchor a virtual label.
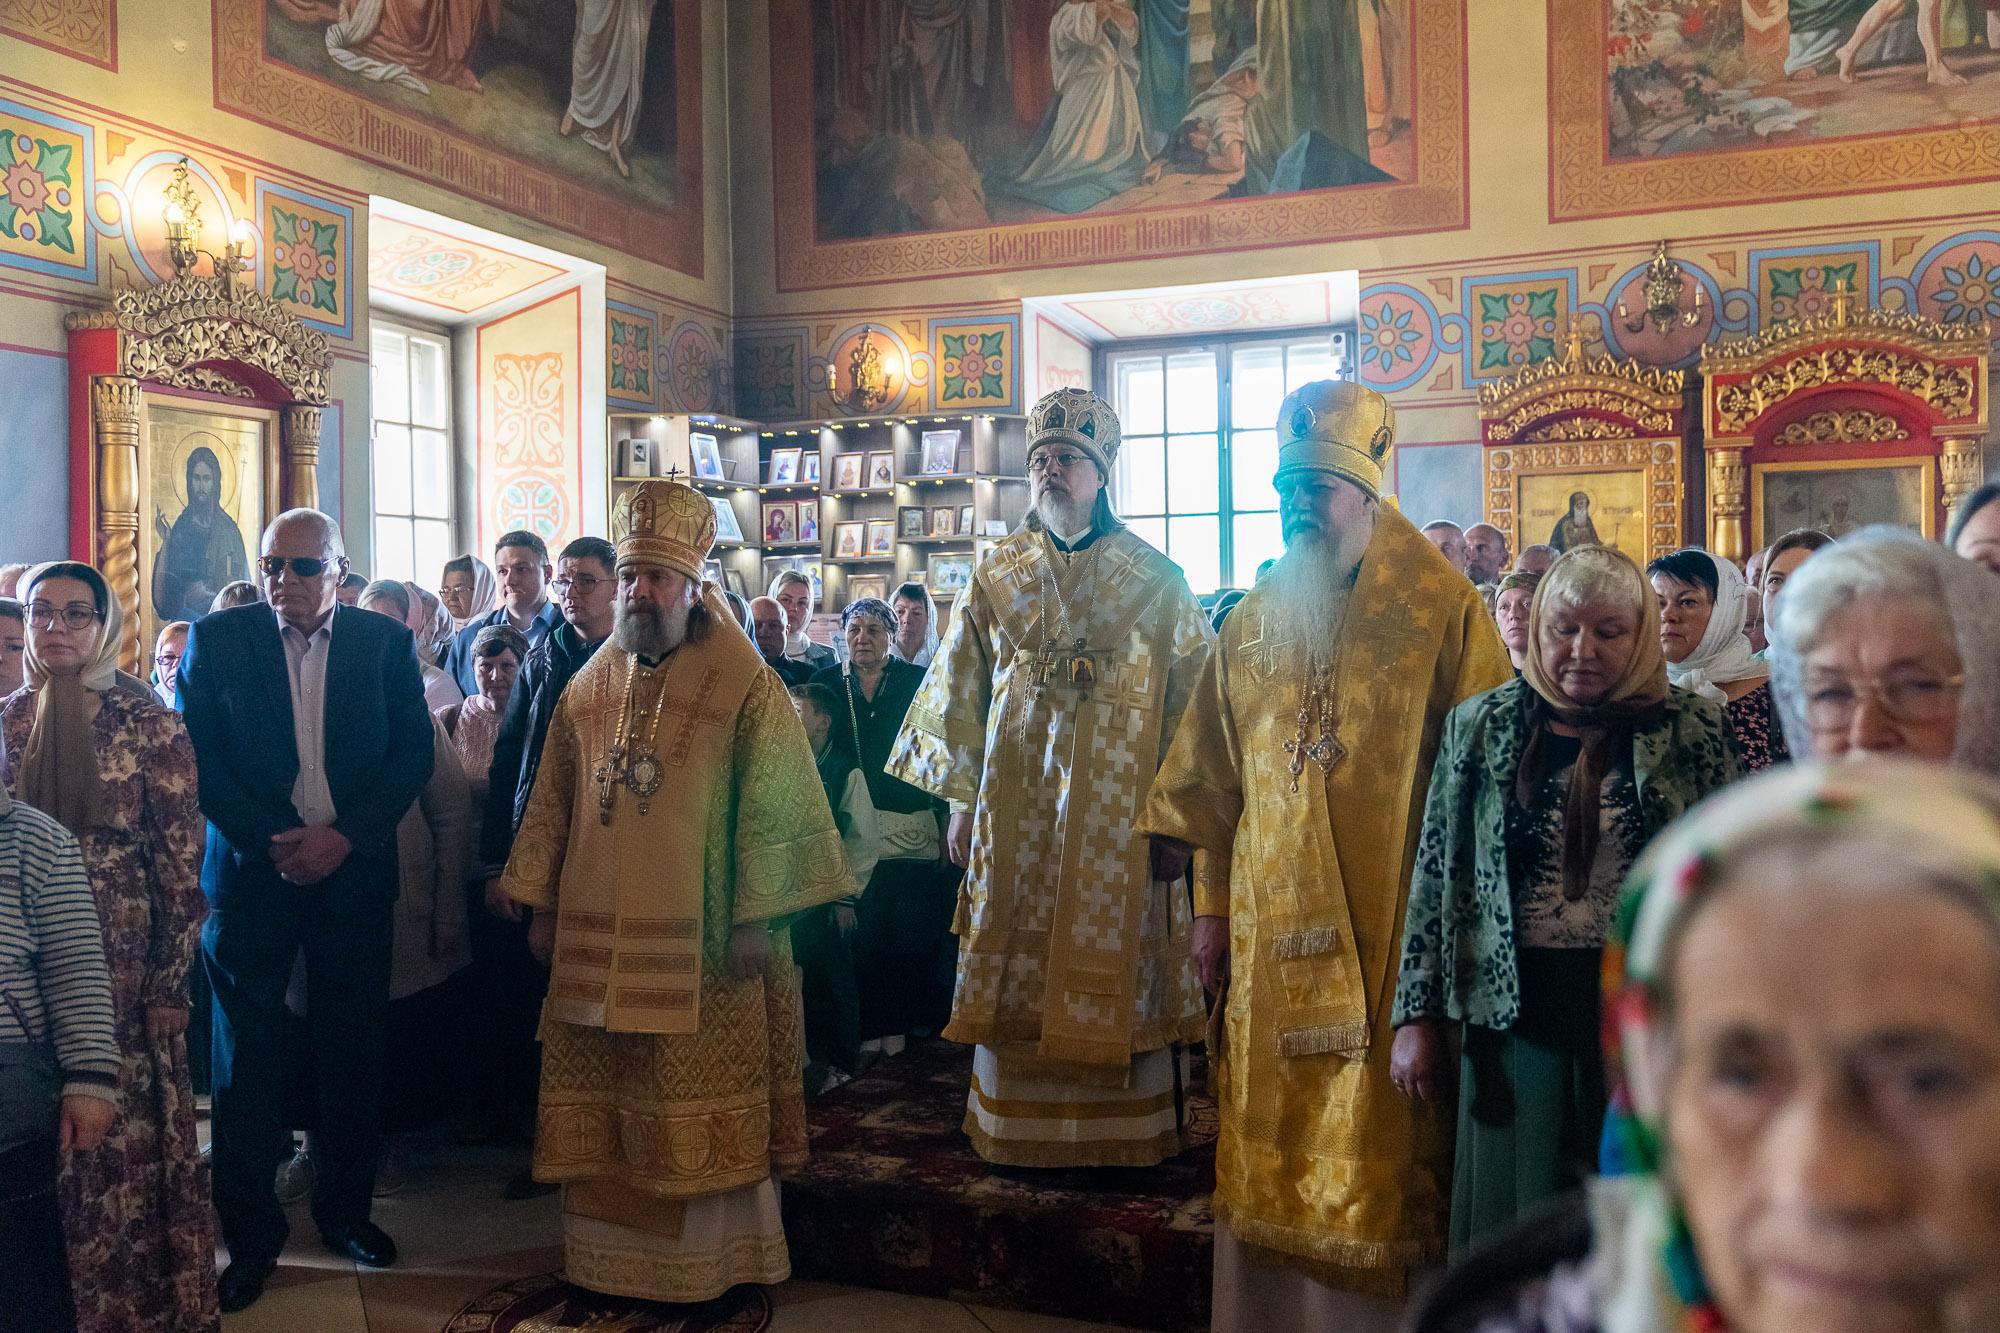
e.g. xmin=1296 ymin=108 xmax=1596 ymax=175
xmin=567 ymin=0 xmax=660 ymax=152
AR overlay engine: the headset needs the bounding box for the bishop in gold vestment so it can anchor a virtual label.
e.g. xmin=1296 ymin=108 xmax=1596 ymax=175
xmin=503 ymin=480 xmax=849 ymax=1303
xmin=1144 ymin=382 xmax=1511 ymax=1329
xmin=888 ymin=388 xmax=1212 ymax=1168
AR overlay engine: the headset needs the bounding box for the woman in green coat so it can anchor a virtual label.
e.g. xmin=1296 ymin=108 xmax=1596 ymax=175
xmin=1388 ymin=544 xmax=1738 ymax=1253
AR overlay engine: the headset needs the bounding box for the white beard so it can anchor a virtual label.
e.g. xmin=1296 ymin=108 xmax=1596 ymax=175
xmin=1266 ymin=520 xmax=1372 ymax=662
xmin=1034 ymin=492 xmax=1095 ymax=541
xmin=612 ymin=598 xmax=690 ymax=658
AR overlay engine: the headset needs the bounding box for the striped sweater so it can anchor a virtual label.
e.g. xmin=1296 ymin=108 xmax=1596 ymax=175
xmin=0 ymin=784 xmax=119 ymax=1102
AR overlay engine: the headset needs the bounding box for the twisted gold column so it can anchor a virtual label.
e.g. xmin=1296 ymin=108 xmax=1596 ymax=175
xmin=92 ymin=375 xmax=144 ymax=674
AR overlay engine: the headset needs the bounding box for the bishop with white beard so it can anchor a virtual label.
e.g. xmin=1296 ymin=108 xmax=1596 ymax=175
xmin=887 ymin=388 xmax=1213 ymax=1168
xmin=1143 ymin=381 xmax=1510 ymax=1331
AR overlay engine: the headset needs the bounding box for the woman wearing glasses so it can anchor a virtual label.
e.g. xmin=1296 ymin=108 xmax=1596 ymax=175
xmin=0 ymin=562 xmax=220 ymax=1332
xmin=1768 ymin=527 xmax=2000 ymax=770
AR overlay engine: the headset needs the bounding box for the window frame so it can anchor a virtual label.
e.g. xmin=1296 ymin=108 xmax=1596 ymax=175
xmin=367 ymin=319 xmax=458 ymax=585
xmin=1100 ymin=328 xmax=1351 ymax=592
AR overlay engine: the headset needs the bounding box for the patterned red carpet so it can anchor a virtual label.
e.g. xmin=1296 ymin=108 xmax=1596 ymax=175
xmin=783 ymin=1041 xmax=1217 ymax=1332
xmin=444 ymin=1274 xmax=773 ymax=1331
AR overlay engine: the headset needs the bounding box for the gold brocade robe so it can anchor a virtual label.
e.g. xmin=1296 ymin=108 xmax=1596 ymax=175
xmin=1142 ymin=510 xmax=1512 ymax=1277
xmin=887 ymin=519 xmax=1212 ymax=1072
xmin=502 ymin=602 xmax=851 ymax=1198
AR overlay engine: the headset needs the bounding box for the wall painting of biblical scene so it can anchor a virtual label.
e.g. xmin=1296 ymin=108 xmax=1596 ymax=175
xmin=212 ymin=0 xmax=705 ymax=275
xmin=772 ymin=0 xmax=1468 ymax=291
xmin=1552 ymin=0 xmax=2000 ymax=220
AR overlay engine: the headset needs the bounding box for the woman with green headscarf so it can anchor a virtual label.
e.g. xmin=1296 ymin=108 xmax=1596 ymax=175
xmin=1406 ymin=757 xmax=2000 ymax=1332
xmin=1391 ymin=545 xmax=1738 ymax=1254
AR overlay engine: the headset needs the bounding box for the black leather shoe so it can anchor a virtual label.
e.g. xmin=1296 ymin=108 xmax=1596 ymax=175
xmin=217 ymin=1258 xmax=277 ymax=1313
xmin=320 ymin=1221 xmax=397 ymax=1268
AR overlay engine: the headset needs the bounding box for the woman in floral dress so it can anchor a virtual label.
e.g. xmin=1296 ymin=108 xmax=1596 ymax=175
xmin=2 ymin=562 xmax=218 ymax=1333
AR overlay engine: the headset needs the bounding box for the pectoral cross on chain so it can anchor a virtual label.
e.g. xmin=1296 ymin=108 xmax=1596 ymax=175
xmin=1283 ymin=673 xmax=1346 ymax=793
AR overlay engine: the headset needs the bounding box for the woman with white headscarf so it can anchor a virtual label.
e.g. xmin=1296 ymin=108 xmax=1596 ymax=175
xmin=439 ymin=554 xmax=497 ymax=632
xmin=1768 ymin=524 xmax=2000 ymax=775
xmin=0 ymin=561 xmax=220 ymax=1332
xmin=1646 ymin=547 xmax=1786 ymax=771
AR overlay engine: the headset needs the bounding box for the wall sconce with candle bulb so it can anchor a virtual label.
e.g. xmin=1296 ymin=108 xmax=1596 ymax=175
xmin=1617 ymin=240 xmax=1705 ymax=338
xmin=824 ymin=328 xmax=901 ymax=413
xmin=160 ymin=157 xmax=254 ymax=294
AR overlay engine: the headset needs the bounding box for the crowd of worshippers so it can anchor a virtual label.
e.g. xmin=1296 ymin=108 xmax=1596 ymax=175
xmin=1 ymin=384 xmax=1997 ymax=1333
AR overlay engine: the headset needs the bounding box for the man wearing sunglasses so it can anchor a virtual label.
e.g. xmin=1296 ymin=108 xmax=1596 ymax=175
xmin=177 ymin=508 xmax=435 ymax=1311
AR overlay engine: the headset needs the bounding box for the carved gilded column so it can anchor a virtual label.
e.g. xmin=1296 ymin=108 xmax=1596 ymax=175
xmin=92 ymin=375 xmax=144 ymax=674
xmin=281 ymin=403 xmax=322 ymax=512
xmin=1940 ymin=433 xmax=1983 ymax=525
xmin=1707 ymin=447 xmax=1749 ymax=564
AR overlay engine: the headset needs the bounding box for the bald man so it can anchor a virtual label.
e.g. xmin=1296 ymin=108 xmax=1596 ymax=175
xmin=179 ymin=508 xmax=434 ymax=1306
xmin=750 ymin=596 xmax=812 ymax=686
xmin=1463 ymin=522 xmax=1508 ymax=584
xmin=1514 ymin=544 xmax=1557 ymax=578
xmin=1421 ymin=519 xmax=1471 ymax=576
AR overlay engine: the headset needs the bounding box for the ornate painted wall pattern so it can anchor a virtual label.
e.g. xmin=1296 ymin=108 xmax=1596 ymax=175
xmin=478 ymin=289 xmax=582 ymax=554
xmin=258 ymin=183 xmax=348 ymax=331
xmin=0 ymin=98 xmax=92 ymax=279
xmin=606 ymin=303 xmax=655 ymax=407
xmin=0 ymin=92 xmax=357 ymax=338
xmin=770 ymin=0 xmax=1469 ymax=289
xmin=0 ymin=0 xmax=117 ymax=69
xmin=1357 ymin=223 xmax=2000 ymax=411
xmin=663 ymin=320 xmax=719 ymax=414
xmin=1551 ymin=0 xmax=2000 ymax=219
xmin=734 ymin=333 xmax=803 ymax=422
xmin=932 ymin=319 xmax=1016 ymax=411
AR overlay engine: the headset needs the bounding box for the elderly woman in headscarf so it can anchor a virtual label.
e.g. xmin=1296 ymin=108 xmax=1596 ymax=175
xmin=403 ymin=581 xmax=458 ymax=667
xmin=1391 ymin=545 xmax=1738 ymax=1254
xmin=0 ymin=562 xmax=220 ymax=1333
xmin=436 ymin=624 xmax=530 ymax=884
xmin=439 ymin=554 xmax=497 ymax=631
xmin=888 ymin=580 xmax=941 ymax=668
xmin=1406 ymin=758 xmax=2000 ymax=1333
xmin=809 ymin=597 xmax=954 ymax=1059
xmin=1648 ymin=547 xmax=1786 ymax=771
xmin=1768 ymin=525 xmax=2000 ymax=772
xmin=358 ymin=579 xmax=462 ymax=713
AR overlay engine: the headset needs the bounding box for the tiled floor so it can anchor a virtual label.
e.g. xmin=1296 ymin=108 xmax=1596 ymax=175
xmin=215 ymin=1138 xmax=1149 ymax=1333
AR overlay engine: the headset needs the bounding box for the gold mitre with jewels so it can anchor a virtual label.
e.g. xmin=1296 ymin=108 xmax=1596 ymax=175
xmin=1272 ymin=380 xmax=1395 ymax=501
xmin=614 ymin=477 xmax=715 ymax=580
xmin=1028 ymin=387 xmax=1121 ymax=476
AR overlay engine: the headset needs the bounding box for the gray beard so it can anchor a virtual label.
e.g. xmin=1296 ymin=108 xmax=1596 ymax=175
xmin=1266 ymin=521 xmax=1372 ymax=662
xmin=1034 ymin=492 xmax=1094 ymax=541
xmin=612 ymin=599 xmax=689 ymax=658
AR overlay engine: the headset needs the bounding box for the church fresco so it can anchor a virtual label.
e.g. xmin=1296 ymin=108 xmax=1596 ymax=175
xmin=1551 ymin=0 xmax=2000 ymax=220
xmin=213 ymin=0 xmax=705 ymax=275
xmin=772 ymin=0 xmax=1468 ymax=291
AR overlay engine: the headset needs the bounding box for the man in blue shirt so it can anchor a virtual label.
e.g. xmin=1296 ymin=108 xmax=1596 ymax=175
xmin=440 ymin=530 xmax=562 ymax=694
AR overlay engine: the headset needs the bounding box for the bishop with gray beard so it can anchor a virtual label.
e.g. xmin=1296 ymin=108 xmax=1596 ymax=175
xmin=1144 ymin=380 xmax=1511 ymax=1330
xmin=886 ymin=388 xmax=1215 ymax=1172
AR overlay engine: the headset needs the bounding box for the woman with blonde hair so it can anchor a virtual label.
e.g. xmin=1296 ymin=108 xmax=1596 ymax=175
xmin=1 ymin=561 xmax=218 ymax=1332
xmin=1392 ymin=544 xmax=1736 ymax=1253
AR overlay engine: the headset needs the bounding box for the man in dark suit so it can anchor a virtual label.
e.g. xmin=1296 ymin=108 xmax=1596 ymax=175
xmin=178 ymin=509 xmax=434 ymax=1312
